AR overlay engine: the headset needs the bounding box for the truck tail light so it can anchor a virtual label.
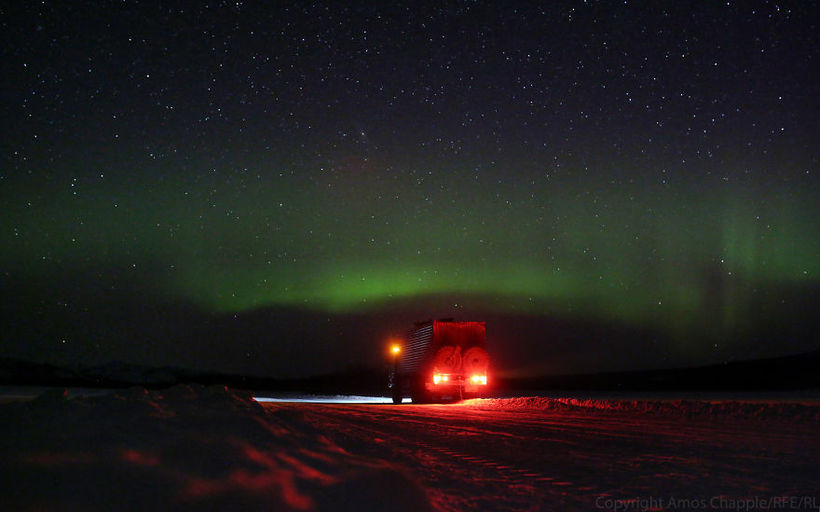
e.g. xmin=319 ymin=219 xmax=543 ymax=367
xmin=471 ymin=374 xmax=487 ymax=385
xmin=432 ymin=373 xmax=449 ymax=385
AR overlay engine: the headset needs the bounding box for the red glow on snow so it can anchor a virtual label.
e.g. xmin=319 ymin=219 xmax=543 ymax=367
xmin=181 ymin=442 xmax=315 ymax=510
xmin=277 ymin=452 xmax=338 ymax=485
xmin=183 ymin=469 xmax=313 ymax=511
xmin=120 ymin=448 xmax=160 ymax=467
xmin=298 ymin=447 xmax=337 ymax=464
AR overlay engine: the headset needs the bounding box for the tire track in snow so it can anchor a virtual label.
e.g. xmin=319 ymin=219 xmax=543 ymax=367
xmin=417 ymin=440 xmax=568 ymax=485
xmin=261 ymin=401 xmax=820 ymax=510
xmin=290 ymin=406 xmax=554 ymax=510
xmin=267 ymin=403 xmax=600 ymax=509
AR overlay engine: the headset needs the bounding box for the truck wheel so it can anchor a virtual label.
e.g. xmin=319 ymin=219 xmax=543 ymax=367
xmin=390 ymin=375 xmax=403 ymax=404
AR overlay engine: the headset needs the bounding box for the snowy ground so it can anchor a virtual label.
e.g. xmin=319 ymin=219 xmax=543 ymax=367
xmin=1 ymin=386 xmax=818 ymax=511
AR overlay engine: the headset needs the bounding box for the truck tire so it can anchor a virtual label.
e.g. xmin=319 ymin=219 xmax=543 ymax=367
xmin=391 ymin=375 xmax=403 ymax=404
xmin=463 ymin=346 xmax=489 ymax=375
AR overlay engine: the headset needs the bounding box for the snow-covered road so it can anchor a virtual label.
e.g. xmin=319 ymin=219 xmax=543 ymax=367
xmin=263 ymin=398 xmax=820 ymax=511
xmin=1 ymin=387 xmax=817 ymax=511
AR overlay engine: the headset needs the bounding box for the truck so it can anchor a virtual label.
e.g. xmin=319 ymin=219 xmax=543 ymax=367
xmin=388 ymin=319 xmax=490 ymax=403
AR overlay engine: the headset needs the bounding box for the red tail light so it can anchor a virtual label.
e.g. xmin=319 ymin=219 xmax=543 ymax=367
xmin=432 ymin=373 xmax=450 ymax=385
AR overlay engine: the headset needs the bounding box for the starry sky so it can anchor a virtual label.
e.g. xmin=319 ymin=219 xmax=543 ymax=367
xmin=1 ymin=1 xmax=818 ymax=378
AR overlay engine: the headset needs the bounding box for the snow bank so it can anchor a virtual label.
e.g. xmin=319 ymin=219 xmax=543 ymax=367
xmin=460 ymin=396 xmax=820 ymax=422
xmin=0 ymin=385 xmax=433 ymax=511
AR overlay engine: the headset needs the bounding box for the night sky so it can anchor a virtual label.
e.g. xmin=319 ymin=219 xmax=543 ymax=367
xmin=2 ymin=1 xmax=818 ymax=379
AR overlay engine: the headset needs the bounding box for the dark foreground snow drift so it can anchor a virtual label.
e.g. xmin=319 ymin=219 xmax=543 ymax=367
xmin=1 ymin=385 xmax=818 ymax=511
xmin=0 ymin=386 xmax=432 ymax=511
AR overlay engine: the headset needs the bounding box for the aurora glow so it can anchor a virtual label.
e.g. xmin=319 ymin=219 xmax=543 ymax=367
xmin=1 ymin=1 xmax=817 ymax=377
xmin=4 ymin=171 xmax=816 ymax=330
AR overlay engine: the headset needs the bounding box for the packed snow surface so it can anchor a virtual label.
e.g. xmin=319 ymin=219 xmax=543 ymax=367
xmin=1 ymin=386 xmax=818 ymax=511
xmin=463 ymin=396 xmax=820 ymax=421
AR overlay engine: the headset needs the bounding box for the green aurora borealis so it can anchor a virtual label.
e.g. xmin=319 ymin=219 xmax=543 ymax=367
xmin=4 ymin=167 xmax=816 ymax=339
xmin=2 ymin=1 xmax=818 ymax=376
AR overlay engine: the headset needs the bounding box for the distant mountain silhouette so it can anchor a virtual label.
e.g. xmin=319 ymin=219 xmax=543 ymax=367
xmin=1 ymin=349 xmax=818 ymax=394
xmin=500 ymin=349 xmax=820 ymax=392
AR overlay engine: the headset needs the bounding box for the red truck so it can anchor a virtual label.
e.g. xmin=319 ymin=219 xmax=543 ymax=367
xmin=389 ymin=319 xmax=490 ymax=403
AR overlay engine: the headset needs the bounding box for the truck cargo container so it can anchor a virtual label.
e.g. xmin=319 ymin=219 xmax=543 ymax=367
xmin=388 ymin=319 xmax=489 ymax=403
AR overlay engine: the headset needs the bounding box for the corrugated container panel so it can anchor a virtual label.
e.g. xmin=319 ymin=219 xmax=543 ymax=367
xmin=398 ymin=324 xmax=432 ymax=374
